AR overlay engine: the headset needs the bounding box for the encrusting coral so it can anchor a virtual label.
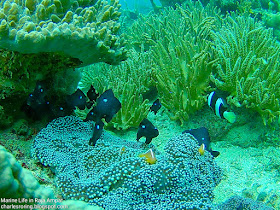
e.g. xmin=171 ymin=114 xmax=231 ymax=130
xmin=78 ymin=48 xmax=153 ymax=130
xmin=32 ymin=116 xmax=222 ymax=209
xmin=211 ymin=15 xmax=280 ymax=124
xmin=0 ymin=145 xmax=54 ymax=199
xmin=0 ymin=0 xmax=127 ymax=66
xmin=0 ymin=145 xmax=103 ymax=209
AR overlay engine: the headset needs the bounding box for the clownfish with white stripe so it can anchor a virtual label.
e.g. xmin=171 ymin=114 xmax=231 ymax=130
xmin=207 ymin=91 xmax=236 ymax=123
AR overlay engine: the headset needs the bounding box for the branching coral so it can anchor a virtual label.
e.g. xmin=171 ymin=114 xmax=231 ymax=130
xmin=0 ymin=0 xmax=127 ymax=66
xmin=211 ymin=16 xmax=280 ymax=124
xmin=124 ymin=2 xmax=280 ymax=126
xmin=78 ymin=49 xmax=153 ymax=130
xmin=128 ymin=3 xmax=204 ymax=51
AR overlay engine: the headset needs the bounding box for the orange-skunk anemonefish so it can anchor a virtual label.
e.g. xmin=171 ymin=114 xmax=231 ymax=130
xmin=119 ymin=146 xmax=126 ymax=155
xmin=139 ymin=149 xmax=157 ymax=164
xmin=198 ymin=144 xmax=205 ymax=155
xmin=207 ymin=91 xmax=236 ymax=123
xmin=183 ymin=127 xmax=220 ymax=157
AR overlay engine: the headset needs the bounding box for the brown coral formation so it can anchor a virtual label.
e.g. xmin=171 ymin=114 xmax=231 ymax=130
xmin=0 ymin=0 xmax=127 ymax=127
xmin=0 ymin=0 xmax=127 ymax=66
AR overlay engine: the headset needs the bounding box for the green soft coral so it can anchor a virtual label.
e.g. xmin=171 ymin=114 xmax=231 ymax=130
xmin=211 ymin=16 xmax=280 ymax=124
xmin=78 ymin=49 xmax=152 ymax=130
xmin=152 ymin=36 xmax=215 ymax=124
xmin=145 ymin=2 xmax=218 ymax=124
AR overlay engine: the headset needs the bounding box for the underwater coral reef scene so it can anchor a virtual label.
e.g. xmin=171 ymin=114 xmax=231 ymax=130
xmin=2 ymin=0 xmax=280 ymax=209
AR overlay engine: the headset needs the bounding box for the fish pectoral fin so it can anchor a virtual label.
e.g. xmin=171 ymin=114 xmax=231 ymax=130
xmin=223 ymin=111 xmax=236 ymax=123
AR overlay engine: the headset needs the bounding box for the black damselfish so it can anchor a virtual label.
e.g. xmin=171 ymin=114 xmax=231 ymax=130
xmin=87 ymin=85 xmax=99 ymax=102
xmin=66 ymin=89 xmax=87 ymax=110
xmin=27 ymin=81 xmax=47 ymax=110
xmin=182 ymin=127 xmax=220 ymax=157
xmin=94 ymin=89 xmax=121 ymax=123
xmin=136 ymin=118 xmax=159 ymax=144
xmin=150 ymin=99 xmax=161 ymax=114
xmin=24 ymin=83 xmax=89 ymax=121
xmin=49 ymin=102 xmax=73 ymax=118
xmin=88 ymin=89 xmax=121 ymax=146
xmin=24 ymin=81 xmax=51 ymax=120
xmin=89 ymin=120 xmax=104 ymax=146
xmin=85 ymin=108 xmax=97 ymax=122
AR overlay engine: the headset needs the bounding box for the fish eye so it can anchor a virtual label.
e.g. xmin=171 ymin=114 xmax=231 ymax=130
xmin=103 ymin=98 xmax=108 ymax=103
xmin=29 ymin=93 xmax=33 ymax=97
xmin=141 ymin=125 xmax=146 ymax=129
xmin=96 ymin=125 xmax=100 ymax=129
xmin=59 ymin=107 xmax=64 ymax=111
xmin=40 ymin=88 xmax=43 ymax=93
xmin=79 ymin=96 xmax=83 ymax=99
xmin=202 ymin=138 xmax=205 ymax=140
